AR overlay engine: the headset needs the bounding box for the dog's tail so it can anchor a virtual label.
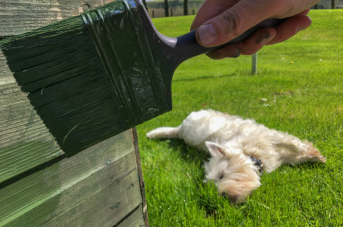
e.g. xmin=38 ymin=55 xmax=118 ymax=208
xmin=146 ymin=126 xmax=181 ymax=139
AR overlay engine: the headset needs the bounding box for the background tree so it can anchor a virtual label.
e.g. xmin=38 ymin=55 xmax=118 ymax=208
xmin=164 ymin=0 xmax=169 ymax=17
xmin=184 ymin=0 xmax=188 ymax=15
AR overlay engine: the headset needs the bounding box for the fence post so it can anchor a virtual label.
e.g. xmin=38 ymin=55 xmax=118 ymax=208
xmin=192 ymin=9 xmax=195 ymax=15
xmin=170 ymin=8 xmax=173 ymax=17
xmin=252 ymin=53 xmax=257 ymax=75
xmin=164 ymin=0 xmax=169 ymax=17
xmin=184 ymin=0 xmax=188 ymax=15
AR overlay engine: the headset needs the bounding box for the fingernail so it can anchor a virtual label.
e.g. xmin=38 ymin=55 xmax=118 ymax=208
xmin=197 ymin=24 xmax=216 ymax=46
xmin=296 ymin=24 xmax=307 ymax=33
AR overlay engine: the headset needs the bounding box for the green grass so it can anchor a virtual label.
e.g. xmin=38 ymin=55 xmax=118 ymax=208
xmin=137 ymin=10 xmax=343 ymax=226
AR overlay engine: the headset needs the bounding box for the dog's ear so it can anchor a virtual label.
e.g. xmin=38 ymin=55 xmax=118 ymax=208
xmin=205 ymin=142 xmax=226 ymax=157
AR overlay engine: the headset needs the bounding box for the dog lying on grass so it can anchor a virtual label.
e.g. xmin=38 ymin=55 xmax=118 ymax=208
xmin=146 ymin=109 xmax=326 ymax=204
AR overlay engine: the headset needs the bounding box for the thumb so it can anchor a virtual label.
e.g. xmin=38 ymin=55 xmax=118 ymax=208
xmin=195 ymin=1 xmax=272 ymax=47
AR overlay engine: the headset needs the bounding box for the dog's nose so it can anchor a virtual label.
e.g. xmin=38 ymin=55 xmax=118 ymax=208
xmin=219 ymin=192 xmax=237 ymax=203
xmin=220 ymin=192 xmax=228 ymax=197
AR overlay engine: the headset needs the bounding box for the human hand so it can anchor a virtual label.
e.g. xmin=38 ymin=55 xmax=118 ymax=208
xmin=190 ymin=0 xmax=318 ymax=59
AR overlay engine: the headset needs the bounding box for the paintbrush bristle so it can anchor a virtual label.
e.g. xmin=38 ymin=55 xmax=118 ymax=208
xmin=0 ymin=1 xmax=173 ymax=157
xmin=1 ymin=16 xmax=128 ymax=157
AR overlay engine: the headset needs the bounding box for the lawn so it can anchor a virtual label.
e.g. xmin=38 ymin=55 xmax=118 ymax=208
xmin=137 ymin=10 xmax=343 ymax=226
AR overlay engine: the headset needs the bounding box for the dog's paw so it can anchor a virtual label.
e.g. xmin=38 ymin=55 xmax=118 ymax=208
xmin=146 ymin=130 xmax=158 ymax=139
xmin=146 ymin=127 xmax=180 ymax=139
xmin=248 ymin=155 xmax=264 ymax=172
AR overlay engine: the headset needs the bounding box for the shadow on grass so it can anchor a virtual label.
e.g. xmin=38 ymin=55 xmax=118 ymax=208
xmin=281 ymin=161 xmax=327 ymax=170
xmin=165 ymin=139 xmax=236 ymax=217
xmin=166 ymin=139 xmax=209 ymax=163
xmin=153 ymin=138 xmax=327 ymax=217
xmin=173 ymin=74 xmax=235 ymax=82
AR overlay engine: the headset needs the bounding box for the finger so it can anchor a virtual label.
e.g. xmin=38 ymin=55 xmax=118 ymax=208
xmin=298 ymin=8 xmax=311 ymax=15
xmin=206 ymin=45 xmax=241 ymax=60
xmin=194 ymin=0 xmax=316 ymax=48
xmin=190 ymin=0 xmax=237 ymax=31
xmin=266 ymin=15 xmax=311 ymax=45
xmin=195 ymin=0 xmax=278 ymax=47
xmin=206 ymin=27 xmax=276 ymax=59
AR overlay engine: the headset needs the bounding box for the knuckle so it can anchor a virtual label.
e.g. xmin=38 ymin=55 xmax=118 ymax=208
xmin=220 ymin=10 xmax=241 ymax=36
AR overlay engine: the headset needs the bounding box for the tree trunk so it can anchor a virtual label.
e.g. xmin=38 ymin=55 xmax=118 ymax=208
xmin=184 ymin=0 xmax=188 ymax=15
xmin=164 ymin=0 xmax=169 ymax=17
xmin=314 ymin=4 xmax=318 ymax=9
xmin=331 ymin=0 xmax=335 ymax=9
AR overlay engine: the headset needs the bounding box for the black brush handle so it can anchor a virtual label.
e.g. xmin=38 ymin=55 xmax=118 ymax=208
xmin=135 ymin=0 xmax=285 ymax=67
xmin=175 ymin=18 xmax=285 ymax=62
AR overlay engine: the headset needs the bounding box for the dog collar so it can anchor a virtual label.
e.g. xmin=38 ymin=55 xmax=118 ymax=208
xmin=249 ymin=156 xmax=263 ymax=172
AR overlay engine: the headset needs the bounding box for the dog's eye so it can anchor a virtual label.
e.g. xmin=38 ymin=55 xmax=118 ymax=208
xmin=219 ymin=173 xmax=224 ymax=180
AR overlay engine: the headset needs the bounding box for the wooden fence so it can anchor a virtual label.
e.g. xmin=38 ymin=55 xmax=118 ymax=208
xmin=0 ymin=1 xmax=148 ymax=226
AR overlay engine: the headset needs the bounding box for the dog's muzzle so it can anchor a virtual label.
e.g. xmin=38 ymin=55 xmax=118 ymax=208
xmin=249 ymin=155 xmax=263 ymax=172
xmin=220 ymin=192 xmax=237 ymax=203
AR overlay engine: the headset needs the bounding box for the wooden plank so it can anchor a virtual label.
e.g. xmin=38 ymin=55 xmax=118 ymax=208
xmin=0 ymin=52 xmax=64 ymax=184
xmin=0 ymin=1 xmax=148 ymax=226
xmin=0 ymin=0 xmax=123 ymax=185
xmin=0 ymin=0 xmax=115 ymax=36
xmin=116 ymin=205 xmax=145 ymax=227
xmin=131 ymin=127 xmax=149 ymax=227
xmin=0 ymin=130 xmax=142 ymax=227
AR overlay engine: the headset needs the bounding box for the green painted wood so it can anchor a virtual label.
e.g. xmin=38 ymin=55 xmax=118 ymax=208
xmin=0 ymin=0 xmax=117 ymax=36
xmin=0 ymin=1 xmax=148 ymax=226
xmin=0 ymin=130 xmax=142 ymax=227
xmin=116 ymin=205 xmax=145 ymax=227
xmin=0 ymin=51 xmax=64 ymax=184
xmin=0 ymin=142 xmax=62 ymax=184
xmin=0 ymin=0 xmax=108 ymax=183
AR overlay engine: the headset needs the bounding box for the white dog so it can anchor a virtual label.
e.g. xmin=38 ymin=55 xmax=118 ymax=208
xmin=146 ymin=109 xmax=326 ymax=203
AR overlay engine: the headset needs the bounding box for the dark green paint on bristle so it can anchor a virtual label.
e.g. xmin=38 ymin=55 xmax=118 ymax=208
xmin=0 ymin=1 xmax=171 ymax=157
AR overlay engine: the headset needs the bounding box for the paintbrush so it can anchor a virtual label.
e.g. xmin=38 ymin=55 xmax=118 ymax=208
xmin=0 ymin=0 xmax=283 ymax=157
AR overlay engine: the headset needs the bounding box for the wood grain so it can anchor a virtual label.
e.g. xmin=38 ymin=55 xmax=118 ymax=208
xmin=0 ymin=130 xmax=143 ymax=227
xmin=116 ymin=205 xmax=145 ymax=227
xmin=132 ymin=127 xmax=149 ymax=227
xmin=0 ymin=0 xmax=115 ymax=184
xmin=0 ymin=52 xmax=64 ymax=184
xmin=0 ymin=1 xmax=146 ymax=225
xmin=0 ymin=0 xmax=116 ymax=36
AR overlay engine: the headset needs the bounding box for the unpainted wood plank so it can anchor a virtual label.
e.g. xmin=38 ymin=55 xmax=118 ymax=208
xmin=0 ymin=0 xmax=115 ymax=36
xmin=64 ymin=166 xmax=142 ymax=227
xmin=131 ymin=127 xmax=149 ymax=227
xmin=0 ymin=130 xmax=139 ymax=227
xmin=116 ymin=205 xmax=145 ymax=227
xmin=0 ymin=52 xmax=12 ymax=77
